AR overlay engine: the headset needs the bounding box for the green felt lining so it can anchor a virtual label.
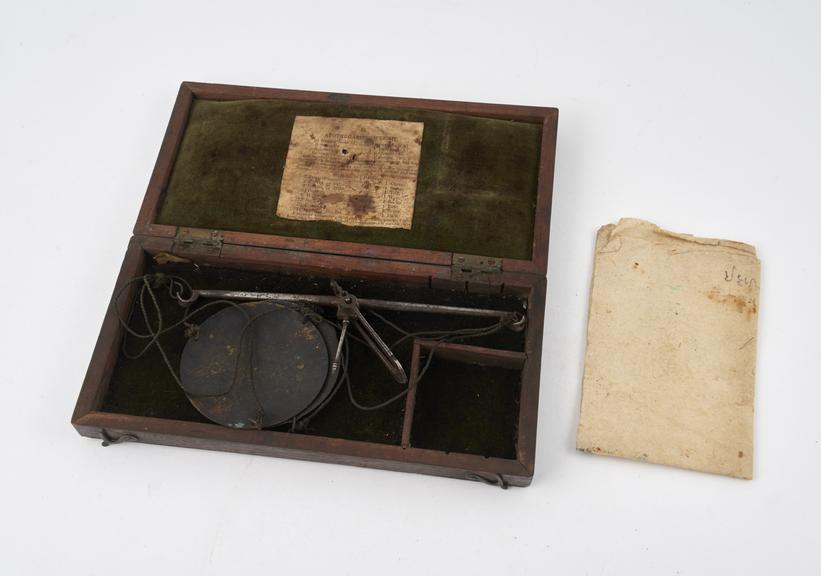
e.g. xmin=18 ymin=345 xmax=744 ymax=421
xmin=156 ymin=98 xmax=542 ymax=260
xmin=411 ymin=359 xmax=521 ymax=459
xmin=102 ymin=259 xmax=526 ymax=455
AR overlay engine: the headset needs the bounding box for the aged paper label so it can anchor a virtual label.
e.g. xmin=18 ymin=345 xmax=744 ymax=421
xmin=576 ymin=219 xmax=760 ymax=479
xmin=276 ymin=116 xmax=424 ymax=229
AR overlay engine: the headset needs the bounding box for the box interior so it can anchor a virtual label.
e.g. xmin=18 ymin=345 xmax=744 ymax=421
xmin=155 ymin=98 xmax=543 ymax=260
xmin=411 ymin=357 xmax=522 ymax=459
xmin=102 ymin=257 xmax=528 ymax=459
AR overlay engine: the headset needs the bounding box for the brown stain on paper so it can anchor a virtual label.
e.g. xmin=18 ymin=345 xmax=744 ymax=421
xmin=348 ymin=194 xmax=375 ymax=217
xmin=706 ymin=287 xmax=758 ymax=319
xmin=277 ymin=116 xmax=422 ymax=229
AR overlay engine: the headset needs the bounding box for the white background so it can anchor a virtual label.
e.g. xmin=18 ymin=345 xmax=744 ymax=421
xmin=2 ymin=1 xmax=819 ymax=574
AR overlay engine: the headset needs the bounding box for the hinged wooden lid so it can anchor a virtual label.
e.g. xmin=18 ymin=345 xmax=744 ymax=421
xmin=135 ymin=82 xmax=557 ymax=277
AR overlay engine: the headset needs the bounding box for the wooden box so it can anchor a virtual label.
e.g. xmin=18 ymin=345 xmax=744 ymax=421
xmin=71 ymin=82 xmax=558 ymax=488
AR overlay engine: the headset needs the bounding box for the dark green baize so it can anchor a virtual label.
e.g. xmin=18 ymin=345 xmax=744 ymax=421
xmin=158 ymin=98 xmax=542 ymax=259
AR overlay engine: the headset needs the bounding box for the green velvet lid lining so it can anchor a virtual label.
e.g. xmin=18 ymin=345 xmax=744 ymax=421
xmin=156 ymin=98 xmax=543 ymax=260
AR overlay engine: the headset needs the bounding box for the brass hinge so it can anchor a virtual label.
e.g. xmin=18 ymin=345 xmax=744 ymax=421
xmin=173 ymin=228 xmax=224 ymax=256
xmin=451 ymin=253 xmax=502 ymax=286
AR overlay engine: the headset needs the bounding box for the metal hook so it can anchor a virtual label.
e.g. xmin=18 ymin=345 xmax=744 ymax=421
xmin=465 ymin=472 xmax=509 ymax=489
xmin=100 ymin=429 xmax=138 ymax=447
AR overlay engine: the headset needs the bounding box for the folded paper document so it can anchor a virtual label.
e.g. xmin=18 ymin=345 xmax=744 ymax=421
xmin=576 ymin=219 xmax=760 ymax=479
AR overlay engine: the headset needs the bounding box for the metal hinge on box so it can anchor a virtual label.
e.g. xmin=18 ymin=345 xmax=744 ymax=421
xmin=451 ymin=253 xmax=502 ymax=287
xmin=173 ymin=229 xmax=224 ymax=256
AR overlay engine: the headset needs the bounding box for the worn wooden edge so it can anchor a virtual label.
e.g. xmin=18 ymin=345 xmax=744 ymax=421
xmin=183 ymin=81 xmax=555 ymax=123
xmin=416 ymin=341 xmax=527 ymax=370
xmin=143 ymin=232 xmax=541 ymax=290
xmin=532 ymin=110 xmax=558 ymax=275
xmin=515 ymin=276 xmax=546 ymax=476
xmin=131 ymin=233 xmax=444 ymax=285
xmin=400 ymin=341 xmax=423 ymax=449
xmin=134 ymin=82 xmax=194 ymax=235
xmin=142 ymin=223 xmax=178 ymax=238
xmin=73 ymin=412 xmax=532 ymax=487
xmin=134 ymin=81 xmax=556 ymax=274
xmin=217 ymin=244 xmax=449 ymax=284
xmin=220 ymin=229 xmax=452 ymax=266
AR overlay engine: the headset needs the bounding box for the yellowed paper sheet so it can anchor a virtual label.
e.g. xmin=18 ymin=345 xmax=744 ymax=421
xmin=576 ymin=219 xmax=760 ymax=479
xmin=276 ymin=116 xmax=424 ymax=229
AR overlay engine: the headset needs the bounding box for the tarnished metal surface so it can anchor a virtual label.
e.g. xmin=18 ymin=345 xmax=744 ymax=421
xmin=178 ymin=287 xmax=525 ymax=326
xmin=174 ymin=281 xmax=527 ymax=394
xmin=179 ymin=302 xmax=330 ymax=429
xmin=295 ymin=320 xmax=339 ymax=420
xmin=331 ymin=280 xmax=407 ymax=384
